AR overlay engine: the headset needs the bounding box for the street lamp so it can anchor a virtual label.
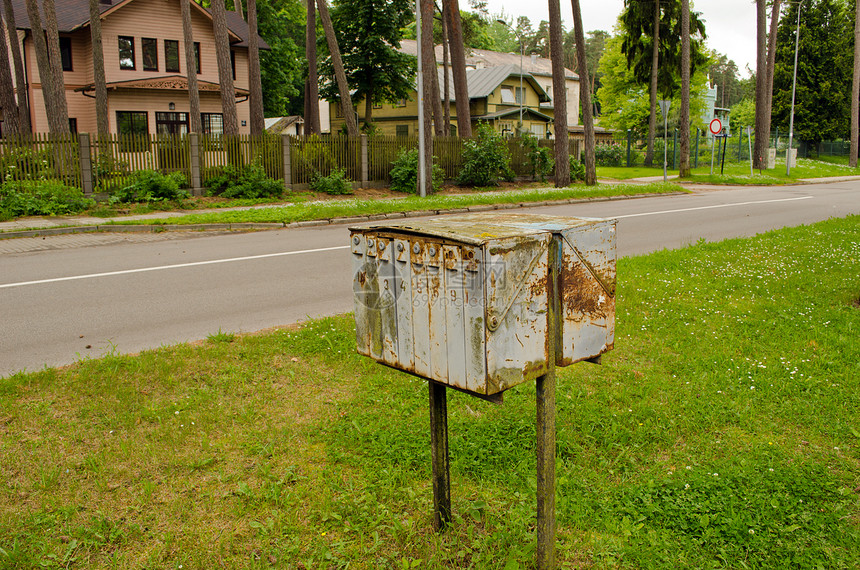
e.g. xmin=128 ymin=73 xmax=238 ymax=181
xmin=496 ymin=19 xmax=524 ymax=133
xmin=786 ymin=2 xmax=801 ymax=176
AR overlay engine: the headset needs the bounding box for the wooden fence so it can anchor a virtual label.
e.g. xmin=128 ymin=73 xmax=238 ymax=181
xmin=0 ymin=133 xmax=584 ymax=195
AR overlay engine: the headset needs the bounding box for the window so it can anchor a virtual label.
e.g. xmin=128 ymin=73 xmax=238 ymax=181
xmin=201 ymin=113 xmax=223 ymax=135
xmin=230 ymin=50 xmax=236 ymax=80
xmin=531 ymin=124 xmax=544 ymax=137
xmin=156 ymin=112 xmax=188 ymax=136
xmin=59 ymin=37 xmax=72 ymax=71
xmin=164 ymin=40 xmax=180 ymax=72
xmin=395 ymin=125 xmax=409 ymax=137
xmin=118 ymin=36 xmax=135 ymax=69
xmin=500 ymin=87 xmax=515 ymax=104
xmin=515 ymin=87 xmax=525 ymax=104
xmin=68 ymin=118 xmax=77 ymax=133
xmin=116 ymin=111 xmax=148 ymax=151
xmin=142 ymin=38 xmax=158 ymax=71
xmin=194 ymin=42 xmax=201 ymax=74
xmin=395 ymin=99 xmax=406 ymax=107
xmin=500 ymin=121 xmax=514 ymax=136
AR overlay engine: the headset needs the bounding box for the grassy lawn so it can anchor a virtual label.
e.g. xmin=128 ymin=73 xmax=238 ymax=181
xmin=103 ymin=182 xmax=682 ymax=227
xmin=2 ymin=216 xmax=859 ymax=568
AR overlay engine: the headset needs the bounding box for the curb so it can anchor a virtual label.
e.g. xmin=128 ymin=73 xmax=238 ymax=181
xmin=0 ymin=192 xmax=685 ymax=241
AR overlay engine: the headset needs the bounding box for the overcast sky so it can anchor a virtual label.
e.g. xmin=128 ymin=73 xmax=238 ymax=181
xmin=482 ymin=0 xmax=759 ymax=76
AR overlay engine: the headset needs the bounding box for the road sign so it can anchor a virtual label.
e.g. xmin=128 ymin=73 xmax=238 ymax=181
xmin=709 ymin=118 xmax=722 ymax=135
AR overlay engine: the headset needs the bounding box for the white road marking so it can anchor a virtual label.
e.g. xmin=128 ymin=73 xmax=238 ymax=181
xmin=0 ymin=245 xmax=351 ymax=290
xmin=0 ymin=195 xmax=815 ymax=290
xmin=612 ymin=195 xmax=813 ymax=219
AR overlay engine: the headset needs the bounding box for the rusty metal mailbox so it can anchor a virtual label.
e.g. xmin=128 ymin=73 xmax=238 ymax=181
xmin=350 ymin=213 xmax=616 ymax=396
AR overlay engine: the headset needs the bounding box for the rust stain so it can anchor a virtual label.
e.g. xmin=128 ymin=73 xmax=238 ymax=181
xmin=562 ymin=252 xmax=610 ymax=320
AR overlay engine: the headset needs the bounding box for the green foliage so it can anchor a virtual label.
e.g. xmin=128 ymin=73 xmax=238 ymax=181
xmin=310 ymin=168 xmax=353 ymax=195
xmin=322 ymin=0 xmax=416 ymax=112
xmin=568 ymin=156 xmax=586 ymax=181
xmin=521 ymin=134 xmax=554 ymax=181
xmin=0 ymin=145 xmax=56 ymax=181
xmin=388 ymin=149 xmax=444 ymax=194
xmin=257 ymin=0 xmax=306 ymax=117
xmin=111 ymin=170 xmax=189 ymax=204
xmin=204 ymin=162 xmax=284 ymax=199
xmin=772 ymin=0 xmax=853 ymax=144
xmin=594 ymin=144 xmax=624 ymax=167
xmin=0 ymin=180 xmax=94 ymax=220
xmin=729 ymin=98 xmax=755 ymax=133
xmin=457 ymin=123 xmax=515 ymax=186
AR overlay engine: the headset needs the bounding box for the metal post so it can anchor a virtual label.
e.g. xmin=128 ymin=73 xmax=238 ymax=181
xmin=663 ymin=114 xmax=668 ymax=182
xmin=710 ymin=131 xmax=715 ymax=176
xmin=416 ymin=0 xmax=427 ymax=197
xmin=787 ymin=2 xmax=801 ymax=176
xmin=721 ymin=135 xmax=727 ymax=174
xmin=429 ymin=381 xmax=451 ymax=531
xmin=536 ymin=235 xmax=560 ymax=569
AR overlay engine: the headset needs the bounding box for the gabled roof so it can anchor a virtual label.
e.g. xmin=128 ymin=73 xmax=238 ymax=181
xmin=437 ymin=64 xmax=551 ymax=103
xmin=10 ymin=0 xmax=268 ymax=49
xmin=75 ymin=75 xmax=250 ymax=96
xmin=400 ymin=39 xmax=578 ymax=81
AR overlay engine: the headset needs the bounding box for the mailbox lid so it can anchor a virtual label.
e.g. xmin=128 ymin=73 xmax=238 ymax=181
xmin=353 ymin=213 xmax=606 ymax=246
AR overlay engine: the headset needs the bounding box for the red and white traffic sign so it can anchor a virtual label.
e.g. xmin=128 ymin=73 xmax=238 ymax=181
xmin=709 ymin=118 xmax=722 ymax=135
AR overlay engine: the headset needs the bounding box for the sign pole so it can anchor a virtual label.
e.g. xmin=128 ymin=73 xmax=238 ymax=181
xmin=429 ymin=381 xmax=451 ymax=530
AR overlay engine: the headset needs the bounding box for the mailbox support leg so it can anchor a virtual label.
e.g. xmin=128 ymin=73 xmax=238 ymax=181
xmin=429 ymin=380 xmax=451 ymax=531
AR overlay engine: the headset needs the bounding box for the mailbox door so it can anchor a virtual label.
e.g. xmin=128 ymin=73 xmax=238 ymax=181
xmin=426 ymin=242 xmax=448 ymax=383
xmin=462 ymin=245 xmax=487 ymax=393
xmin=484 ymin=234 xmax=551 ymax=394
xmin=375 ymin=237 xmax=399 ymax=366
xmin=393 ymin=238 xmax=414 ymax=371
xmin=558 ymin=220 xmax=616 ymax=365
xmin=410 ymin=239 xmax=432 ymax=378
xmin=351 ymin=232 xmax=382 ymax=358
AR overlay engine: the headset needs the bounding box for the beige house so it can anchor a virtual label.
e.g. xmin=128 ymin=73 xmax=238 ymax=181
xmin=2 ymin=0 xmax=264 ymax=136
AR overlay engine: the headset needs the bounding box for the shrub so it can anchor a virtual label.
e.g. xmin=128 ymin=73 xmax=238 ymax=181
xmin=457 ymin=123 xmax=515 ymax=186
xmin=595 ymin=144 xmax=624 ymax=167
xmin=569 ymin=156 xmax=586 ymax=182
xmin=310 ymin=168 xmax=353 ymax=195
xmin=111 ymin=170 xmax=189 ymax=204
xmin=204 ymin=162 xmax=284 ymax=199
xmin=0 ymin=180 xmax=94 ymax=220
xmin=521 ymin=134 xmax=555 ymax=181
xmin=388 ymin=148 xmax=444 ymax=194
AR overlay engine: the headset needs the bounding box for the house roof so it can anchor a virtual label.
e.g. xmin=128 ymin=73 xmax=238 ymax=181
xmin=477 ymin=107 xmax=554 ymax=122
xmin=265 ymin=115 xmax=304 ymax=132
xmin=399 ymin=39 xmax=578 ymax=81
xmin=74 ymin=75 xmax=250 ymax=96
xmin=437 ymin=64 xmax=551 ymax=103
xmin=10 ymin=0 xmax=268 ymax=49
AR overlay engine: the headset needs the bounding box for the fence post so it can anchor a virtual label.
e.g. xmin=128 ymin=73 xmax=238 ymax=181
xmin=694 ymin=128 xmax=699 ymax=169
xmin=672 ymin=129 xmax=678 ymax=170
xmin=626 ymin=129 xmax=632 ymax=167
xmin=188 ymin=133 xmax=202 ymax=196
xmin=77 ymin=133 xmax=94 ymax=195
xmin=361 ymin=134 xmax=369 ymax=188
xmin=738 ymin=129 xmax=743 ymax=162
xmin=282 ymin=135 xmax=292 ymax=189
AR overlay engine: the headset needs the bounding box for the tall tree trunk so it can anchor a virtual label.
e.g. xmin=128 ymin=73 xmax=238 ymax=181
xmin=182 ymin=0 xmax=202 ymax=133
xmin=644 ymin=0 xmax=659 ymax=167
xmin=422 ymin=0 xmax=443 ymax=136
xmin=3 ymin=0 xmax=30 ymax=132
xmin=0 ymin=8 xmax=21 ymax=135
xmin=548 ymin=0 xmax=569 ymax=186
xmin=316 ymin=0 xmax=357 ymax=136
xmin=753 ymin=0 xmax=768 ymax=170
xmin=212 ymin=0 xmax=239 ymax=135
xmin=233 ymin=0 xmax=243 ymax=20
xmin=444 ymin=0 xmax=471 ymax=137
xmin=852 ymin=0 xmax=860 ymax=167
xmin=247 ymin=0 xmax=264 ymax=135
xmin=763 ymin=0 xmax=781 ymax=157
xmin=365 ymin=80 xmax=373 ymax=127
xmin=304 ymin=0 xmax=320 ymax=134
xmin=89 ymin=0 xmax=109 ymax=136
xmin=24 ymin=0 xmax=66 ymax=133
xmin=679 ymin=0 xmax=691 ymax=177
xmin=572 ymin=0 xmax=595 ymax=185
xmin=441 ymin=1 xmax=451 ymax=135
xmin=42 ymin=0 xmax=69 ymax=129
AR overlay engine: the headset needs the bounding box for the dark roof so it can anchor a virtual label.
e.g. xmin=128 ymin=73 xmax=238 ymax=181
xmin=10 ymin=0 xmax=268 ymax=49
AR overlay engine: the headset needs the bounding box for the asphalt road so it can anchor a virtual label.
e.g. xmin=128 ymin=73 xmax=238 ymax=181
xmin=1 ymin=181 xmax=858 ymax=377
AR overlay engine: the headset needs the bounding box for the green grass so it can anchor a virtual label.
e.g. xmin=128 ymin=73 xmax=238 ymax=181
xmin=2 ymin=216 xmax=859 ymax=568
xmin=102 ymin=182 xmax=682 ymax=227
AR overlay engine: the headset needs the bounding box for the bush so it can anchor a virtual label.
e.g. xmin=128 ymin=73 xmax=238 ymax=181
xmin=595 ymin=144 xmax=624 ymax=167
xmin=569 ymin=156 xmax=586 ymax=182
xmin=0 ymin=180 xmax=94 ymax=220
xmin=310 ymin=168 xmax=353 ymax=195
xmin=521 ymin=134 xmax=554 ymax=182
xmin=204 ymin=162 xmax=284 ymax=199
xmin=457 ymin=123 xmax=515 ymax=186
xmin=110 ymin=170 xmax=189 ymax=204
xmin=389 ymin=149 xmax=444 ymax=194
